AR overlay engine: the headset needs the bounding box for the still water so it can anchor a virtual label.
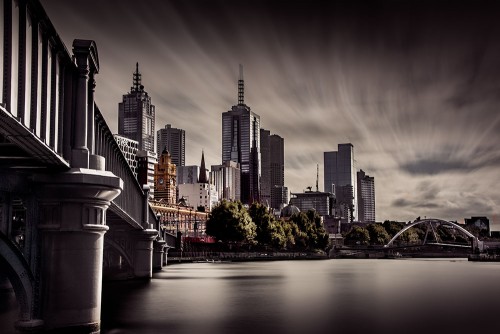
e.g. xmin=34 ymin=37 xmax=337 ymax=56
xmin=101 ymin=259 xmax=500 ymax=334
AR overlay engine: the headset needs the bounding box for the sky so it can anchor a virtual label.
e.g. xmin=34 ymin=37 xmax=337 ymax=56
xmin=40 ymin=0 xmax=500 ymax=226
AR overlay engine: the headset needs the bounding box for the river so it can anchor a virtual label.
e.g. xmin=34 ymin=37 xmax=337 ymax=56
xmin=101 ymin=258 xmax=500 ymax=334
xmin=2 ymin=258 xmax=499 ymax=334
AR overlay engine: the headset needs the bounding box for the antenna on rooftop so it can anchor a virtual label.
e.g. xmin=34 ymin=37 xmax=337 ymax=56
xmin=316 ymin=164 xmax=319 ymax=192
xmin=133 ymin=62 xmax=142 ymax=92
xmin=238 ymin=64 xmax=244 ymax=105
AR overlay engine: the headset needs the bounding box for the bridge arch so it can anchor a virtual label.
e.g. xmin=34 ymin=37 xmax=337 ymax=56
xmin=384 ymin=218 xmax=479 ymax=249
xmin=0 ymin=232 xmax=38 ymax=323
xmin=103 ymin=237 xmax=134 ymax=279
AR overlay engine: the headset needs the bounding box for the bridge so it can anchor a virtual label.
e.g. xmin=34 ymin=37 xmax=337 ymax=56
xmin=384 ymin=218 xmax=483 ymax=252
xmin=0 ymin=0 xmax=174 ymax=332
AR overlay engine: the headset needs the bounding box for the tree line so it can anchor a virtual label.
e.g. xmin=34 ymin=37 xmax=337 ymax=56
xmin=205 ymin=201 xmax=329 ymax=252
xmin=344 ymin=221 xmax=473 ymax=246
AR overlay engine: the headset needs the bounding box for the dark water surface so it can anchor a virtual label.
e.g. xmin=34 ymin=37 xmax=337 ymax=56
xmin=101 ymin=259 xmax=500 ymax=334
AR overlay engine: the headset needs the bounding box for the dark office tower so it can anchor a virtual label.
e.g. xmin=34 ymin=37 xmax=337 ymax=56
xmin=357 ymin=169 xmax=375 ymax=223
xmin=324 ymin=143 xmax=357 ymax=222
xmin=157 ymin=124 xmax=185 ymax=166
xmin=270 ymin=134 xmax=285 ymax=209
xmin=260 ymin=129 xmax=271 ymax=206
xmin=261 ymin=129 xmax=286 ymax=210
xmin=118 ymin=63 xmax=156 ymax=155
xmin=222 ymin=65 xmax=261 ymax=204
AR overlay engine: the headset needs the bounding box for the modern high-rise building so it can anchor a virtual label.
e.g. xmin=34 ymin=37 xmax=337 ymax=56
xmin=260 ymin=129 xmax=271 ymax=206
xmin=157 ymin=124 xmax=185 ymax=166
xmin=177 ymin=166 xmax=200 ymax=185
xmin=357 ymin=169 xmax=375 ymax=223
xmin=221 ymin=65 xmax=260 ymax=204
xmin=270 ymin=133 xmax=285 ymax=209
xmin=211 ymin=161 xmax=241 ymax=202
xmin=118 ymin=63 xmax=155 ymax=156
xmin=260 ymin=129 xmax=286 ymax=209
xmin=324 ymin=143 xmax=357 ymax=222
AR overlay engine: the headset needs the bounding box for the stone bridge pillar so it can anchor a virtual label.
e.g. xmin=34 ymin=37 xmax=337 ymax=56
xmin=35 ymin=170 xmax=122 ymax=333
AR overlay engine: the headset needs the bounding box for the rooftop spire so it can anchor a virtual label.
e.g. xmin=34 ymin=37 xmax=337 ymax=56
xmin=132 ymin=62 xmax=142 ymax=92
xmin=198 ymin=150 xmax=208 ymax=183
xmin=238 ymin=64 xmax=244 ymax=105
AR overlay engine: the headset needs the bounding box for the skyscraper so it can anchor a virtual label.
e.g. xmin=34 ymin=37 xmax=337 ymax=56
xmin=270 ymin=134 xmax=285 ymax=209
xmin=222 ymin=65 xmax=260 ymax=204
xmin=157 ymin=124 xmax=185 ymax=166
xmin=261 ymin=129 xmax=286 ymax=210
xmin=357 ymin=169 xmax=375 ymax=223
xmin=211 ymin=161 xmax=241 ymax=202
xmin=118 ymin=63 xmax=155 ymax=155
xmin=260 ymin=129 xmax=271 ymax=206
xmin=324 ymin=143 xmax=357 ymax=222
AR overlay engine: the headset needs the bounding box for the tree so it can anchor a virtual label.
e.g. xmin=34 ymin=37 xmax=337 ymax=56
xmin=366 ymin=223 xmax=391 ymax=245
xmin=344 ymin=225 xmax=370 ymax=245
xmin=288 ymin=210 xmax=329 ymax=251
xmin=205 ymin=200 xmax=256 ymax=244
xmin=382 ymin=220 xmax=405 ymax=238
xmin=248 ymin=202 xmax=277 ymax=246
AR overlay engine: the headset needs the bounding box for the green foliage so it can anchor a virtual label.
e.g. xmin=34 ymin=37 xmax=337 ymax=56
xmin=382 ymin=220 xmax=405 ymax=238
xmin=366 ymin=223 xmax=391 ymax=245
xmin=400 ymin=227 xmax=420 ymax=244
xmin=207 ymin=202 xmax=329 ymax=252
xmin=344 ymin=225 xmax=370 ymax=245
xmin=288 ymin=210 xmax=329 ymax=251
xmin=205 ymin=200 xmax=256 ymax=244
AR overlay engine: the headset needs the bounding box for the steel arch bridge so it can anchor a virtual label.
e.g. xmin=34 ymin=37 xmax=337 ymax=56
xmin=384 ymin=218 xmax=484 ymax=251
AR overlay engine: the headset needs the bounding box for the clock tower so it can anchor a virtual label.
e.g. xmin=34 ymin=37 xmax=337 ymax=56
xmin=154 ymin=147 xmax=177 ymax=203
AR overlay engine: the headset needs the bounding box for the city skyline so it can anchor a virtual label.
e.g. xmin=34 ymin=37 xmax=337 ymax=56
xmin=41 ymin=0 xmax=500 ymax=225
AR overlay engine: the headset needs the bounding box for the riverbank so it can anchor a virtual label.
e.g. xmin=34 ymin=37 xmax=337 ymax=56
xmin=167 ymin=251 xmax=329 ymax=264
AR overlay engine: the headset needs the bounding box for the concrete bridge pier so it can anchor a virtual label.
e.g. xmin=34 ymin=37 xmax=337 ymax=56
xmin=153 ymin=239 xmax=167 ymax=271
xmin=34 ymin=169 xmax=122 ymax=333
xmin=132 ymin=230 xmax=158 ymax=278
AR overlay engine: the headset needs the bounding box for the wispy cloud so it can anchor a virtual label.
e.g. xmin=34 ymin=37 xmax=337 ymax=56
xmin=42 ymin=0 xmax=500 ymax=225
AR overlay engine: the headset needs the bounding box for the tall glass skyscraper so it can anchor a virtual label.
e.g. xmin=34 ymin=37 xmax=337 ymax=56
xmin=357 ymin=169 xmax=375 ymax=223
xmin=222 ymin=65 xmax=261 ymax=204
xmin=324 ymin=143 xmax=357 ymax=222
xmin=261 ymin=128 xmax=286 ymax=209
xmin=118 ymin=63 xmax=155 ymax=156
xmin=157 ymin=124 xmax=185 ymax=166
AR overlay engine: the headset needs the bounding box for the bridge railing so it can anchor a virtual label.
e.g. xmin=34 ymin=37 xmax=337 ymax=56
xmin=1 ymin=0 xmax=157 ymax=230
xmin=1 ymin=0 xmax=76 ymax=166
xmin=94 ymin=105 xmax=159 ymax=228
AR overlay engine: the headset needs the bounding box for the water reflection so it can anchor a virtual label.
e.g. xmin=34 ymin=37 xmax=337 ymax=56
xmin=102 ymin=259 xmax=500 ymax=334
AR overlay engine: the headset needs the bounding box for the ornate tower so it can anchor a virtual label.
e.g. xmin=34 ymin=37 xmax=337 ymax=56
xmin=154 ymin=148 xmax=177 ymax=204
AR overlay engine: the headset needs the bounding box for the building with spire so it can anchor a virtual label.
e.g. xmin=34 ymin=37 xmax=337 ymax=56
xmin=178 ymin=151 xmax=219 ymax=211
xmin=221 ymin=65 xmax=261 ymax=204
xmin=117 ymin=63 xmax=157 ymax=195
xmin=118 ymin=63 xmax=156 ymax=155
xmin=157 ymin=124 xmax=185 ymax=166
xmin=154 ymin=148 xmax=177 ymax=204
